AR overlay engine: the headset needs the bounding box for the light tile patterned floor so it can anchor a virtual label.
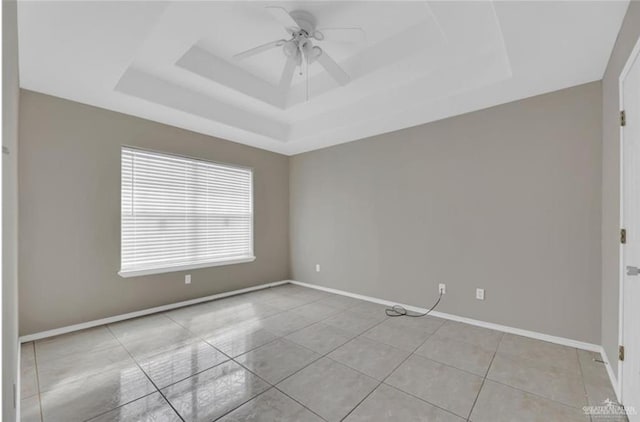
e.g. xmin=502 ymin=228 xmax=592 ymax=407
xmin=20 ymin=283 xmax=621 ymax=422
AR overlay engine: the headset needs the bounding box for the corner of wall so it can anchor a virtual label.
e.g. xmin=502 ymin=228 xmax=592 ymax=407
xmin=3 ymin=1 xmax=21 ymax=420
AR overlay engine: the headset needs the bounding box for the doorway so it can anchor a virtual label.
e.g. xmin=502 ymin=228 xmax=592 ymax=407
xmin=619 ymin=34 xmax=640 ymax=422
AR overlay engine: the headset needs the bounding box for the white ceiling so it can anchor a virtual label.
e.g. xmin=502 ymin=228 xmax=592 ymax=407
xmin=18 ymin=1 xmax=628 ymax=155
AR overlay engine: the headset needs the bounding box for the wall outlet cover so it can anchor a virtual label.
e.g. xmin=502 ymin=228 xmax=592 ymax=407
xmin=185 ymin=274 xmax=191 ymax=284
xmin=476 ymin=288 xmax=485 ymax=300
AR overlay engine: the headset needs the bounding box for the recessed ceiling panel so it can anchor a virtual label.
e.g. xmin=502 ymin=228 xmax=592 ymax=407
xmin=115 ymin=67 xmax=289 ymax=141
xmin=18 ymin=1 xmax=629 ymax=155
xmin=176 ymin=44 xmax=286 ymax=109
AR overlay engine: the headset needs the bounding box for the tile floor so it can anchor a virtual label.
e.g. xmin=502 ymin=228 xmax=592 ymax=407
xmin=20 ymin=283 xmax=622 ymax=422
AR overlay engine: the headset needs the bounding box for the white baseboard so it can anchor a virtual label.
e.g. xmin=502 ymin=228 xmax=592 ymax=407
xmin=20 ymin=277 xmax=606 ymax=356
xmin=19 ymin=278 xmax=621 ymax=403
xmin=19 ymin=280 xmax=288 ymax=343
xmin=287 ymin=280 xmax=602 ymax=353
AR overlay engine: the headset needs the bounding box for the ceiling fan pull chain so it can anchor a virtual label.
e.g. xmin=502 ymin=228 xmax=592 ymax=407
xmin=299 ymin=42 xmax=304 ymax=76
xmin=306 ymin=53 xmax=310 ymax=102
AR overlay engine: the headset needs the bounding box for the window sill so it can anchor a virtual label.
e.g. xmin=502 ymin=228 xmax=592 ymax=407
xmin=118 ymin=256 xmax=256 ymax=278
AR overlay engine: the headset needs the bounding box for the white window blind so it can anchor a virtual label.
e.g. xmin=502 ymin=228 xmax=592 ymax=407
xmin=119 ymin=147 xmax=254 ymax=277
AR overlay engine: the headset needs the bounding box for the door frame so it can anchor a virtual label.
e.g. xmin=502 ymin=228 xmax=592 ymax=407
xmin=618 ymin=33 xmax=640 ymax=404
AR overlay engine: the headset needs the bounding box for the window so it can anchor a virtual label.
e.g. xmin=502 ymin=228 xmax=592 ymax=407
xmin=119 ymin=147 xmax=254 ymax=277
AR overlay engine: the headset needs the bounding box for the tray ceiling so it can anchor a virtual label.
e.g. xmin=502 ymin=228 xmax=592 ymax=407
xmin=18 ymin=1 xmax=628 ymax=155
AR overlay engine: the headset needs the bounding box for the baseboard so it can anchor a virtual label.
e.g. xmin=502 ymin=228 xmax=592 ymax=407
xmin=599 ymin=347 xmax=621 ymax=401
xmin=19 ymin=280 xmax=288 ymax=343
xmin=21 ymin=277 xmax=605 ymax=355
xmin=287 ymin=280 xmax=602 ymax=353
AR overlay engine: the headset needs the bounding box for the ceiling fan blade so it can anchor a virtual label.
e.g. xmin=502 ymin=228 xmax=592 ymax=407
xmin=279 ymin=56 xmax=297 ymax=90
xmin=315 ymin=27 xmax=365 ymax=43
xmin=316 ymin=48 xmax=350 ymax=86
xmin=234 ymin=39 xmax=286 ymax=60
xmin=265 ymin=6 xmax=299 ymax=33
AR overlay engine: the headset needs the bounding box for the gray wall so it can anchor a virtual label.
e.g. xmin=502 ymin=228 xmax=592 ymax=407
xmin=291 ymin=82 xmax=602 ymax=344
xmin=601 ymin=1 xmax=640 ymax=376
xmin=3 ymin=0 xmax=19 ymax=419
xmin=18 ymin=90 xmax=290 ymax=335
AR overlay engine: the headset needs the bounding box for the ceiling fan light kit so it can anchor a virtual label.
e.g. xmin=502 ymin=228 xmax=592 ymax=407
xmin=233 ymin=6 xmax=364 ymax=99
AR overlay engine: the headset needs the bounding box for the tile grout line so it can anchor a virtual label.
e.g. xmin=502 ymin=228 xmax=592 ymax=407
xmin=222 ymin=383 xmax=331 ymax=422
xmin=361 ymin=320 xmax=500 ymax=421
xmin=466 ymin=331 xmax=505 ymax=421
xmin=103 ymin=324 xmax=186 ymax=422
xmin=36 ymin=286 xmax=592 ymax=421
xmin=155 ymin=352 xmax=279 ymax=422
xmin=27 ymin=288 xmax=411 ymax=421
xmin=238 ymin=305 xmax=397 ymax=421
xmin=465 ymin=346 xmax=499 ymax=421
xmin=371 ymin=319 xmax=483 ymax=420
xmin=212 ymin=334 xmax=329 ymax=421
xmin=157 ymin=288 xmax=337 ymax=421
xmin=33 ymin=327 xmax=148 ymax=421
xmin=104 ymin=324 xmax=182 ymax=420
xmin=207 ymin=327 xmax=333 ymax=421
xmin=163 ymin=287 xmax=332 ymax=358
xmin=339 ymin=317 xmax=455 ymax=421
xmin=479 ymin=375 xmax=593 ymax=412
xmin=362 ymin=332 xmax=495 ymax=378
xmin=161 ymin=312 xmax=241 ymax=361
xmin=160 ymin=287 xmax=335 ymax=358
xmin=211 ymin=389 xmax=276 ymax=422
xmin=379 ymin=382 xmax=470 ymax=421
xmin=82 ymin=392 xmax=160 ymax=422
xmin=269 ymin=307 xmax=393 ymax=387
xmin=162 ymin=296 xmax=299 ymax=355
xmin=115 ymin=284 xmax=328 ymax=366
xmin=114 ymin=305 xmax=322 ymax=422
xmin=164 ymin=297 xmax=330 ymax=365
xmin=211 ymin=383 xmax=281 ymax=422
xmin=470 ymin=337 xmax=590 ymax=415
xmin=30 ymin=288 xmax=470 ymax=421
xmin=575 ymin=348 xmax=594 ymax=422
xmin=272 ymin=385 xmax=330 ymax=422
xmin=230 ymin=305 xmax=376 ymax=383
xmin=30 ymin=342 xmax=45 ymax=422
xmin=347 ymin=319 xmax=591 ymax=420
xmin=277 ymin=304 xmax=481 ymax=421
xmin=112 ymin=311 xmax=240 ymax=387
xmin=337 ymin=356 xmax=413 ymax=420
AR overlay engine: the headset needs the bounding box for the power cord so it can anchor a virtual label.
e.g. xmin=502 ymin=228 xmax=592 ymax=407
xmin=385 ymin=291 xmax=443 ymax=317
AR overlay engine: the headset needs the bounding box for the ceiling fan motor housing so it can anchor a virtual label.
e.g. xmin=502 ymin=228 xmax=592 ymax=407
xmin=234 ymin=6 xmax=353 ymax=91
xmin=289 ymin=10 xmax=317 ymax=36
xmin=282 ymin=11 xmax=323 ymax=64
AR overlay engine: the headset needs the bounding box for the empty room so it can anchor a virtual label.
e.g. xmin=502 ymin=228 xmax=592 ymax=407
xmin=2 ymin=0 xmax=640 ymax=421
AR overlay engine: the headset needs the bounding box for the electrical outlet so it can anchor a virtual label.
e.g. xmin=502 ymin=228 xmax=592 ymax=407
xmin=185 ymin=274 xmax=191 ymax=284
xmin=476 ymin=288 xmax=485 ymax=300
xmin=315 ymin=264 xmax=320 ymax=272
xmin=438 ymin=283 xmax=446 ymax=294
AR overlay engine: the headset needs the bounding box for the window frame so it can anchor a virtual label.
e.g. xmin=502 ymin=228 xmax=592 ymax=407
xmin=118 ymin=146 xmax=255 ymax=278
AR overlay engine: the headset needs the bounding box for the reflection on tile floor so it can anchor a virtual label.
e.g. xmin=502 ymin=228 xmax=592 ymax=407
xmin=20 ymin=283 xmax=622 ymax=421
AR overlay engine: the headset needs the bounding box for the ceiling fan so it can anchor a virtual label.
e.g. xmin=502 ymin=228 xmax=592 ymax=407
xmin=234 ymin=6 xmax=364 ymax=98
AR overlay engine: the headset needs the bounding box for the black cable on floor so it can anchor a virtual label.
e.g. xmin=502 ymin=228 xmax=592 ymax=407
xmin=385 ymin=291 xmax=443 ymax=317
